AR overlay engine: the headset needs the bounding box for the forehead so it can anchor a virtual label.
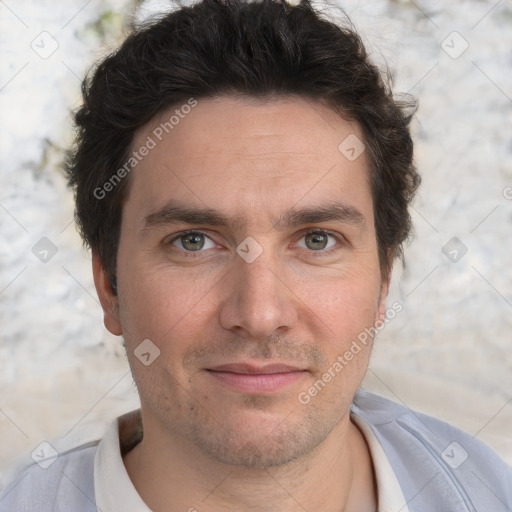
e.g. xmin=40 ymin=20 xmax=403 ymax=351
xmin=124 ymin=95 xmax=372 ymax=227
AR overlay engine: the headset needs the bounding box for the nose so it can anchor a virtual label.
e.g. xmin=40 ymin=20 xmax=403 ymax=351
xmin=218 ymin=248 xmax=299 ymax=340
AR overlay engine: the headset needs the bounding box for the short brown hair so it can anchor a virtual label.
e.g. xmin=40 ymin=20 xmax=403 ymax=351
xmin=66 ymin=0 xmax=420 ymax=292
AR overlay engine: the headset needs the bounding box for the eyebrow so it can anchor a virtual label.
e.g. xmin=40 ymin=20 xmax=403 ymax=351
xmin=141 ymin=199 xmax=366 ymax=232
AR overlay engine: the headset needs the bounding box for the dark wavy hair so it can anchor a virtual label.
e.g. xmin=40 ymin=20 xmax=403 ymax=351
xmin=66 ymin=0 xmax=420 ymax=293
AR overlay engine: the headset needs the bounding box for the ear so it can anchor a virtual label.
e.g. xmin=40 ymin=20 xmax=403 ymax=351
xmin=376 ymin=276 xmax=390 ymax=323
xmin=92 ymin=251 xmax=123 ymax=336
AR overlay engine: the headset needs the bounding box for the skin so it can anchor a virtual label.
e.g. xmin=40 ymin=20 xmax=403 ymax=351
xmin=93 ymin=95 xmax=391 ymax=511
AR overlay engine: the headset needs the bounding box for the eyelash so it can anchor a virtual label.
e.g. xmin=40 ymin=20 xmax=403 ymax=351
xmin=164 ymin=229 xmax=345 ymax=258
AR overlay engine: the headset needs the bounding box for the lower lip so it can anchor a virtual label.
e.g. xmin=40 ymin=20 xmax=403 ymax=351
xmin=206 ymin=370 xmax=306 ymax=393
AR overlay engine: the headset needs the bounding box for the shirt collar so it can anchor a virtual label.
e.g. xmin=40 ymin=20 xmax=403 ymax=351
xmin=94 ymin=409 xmax=151 ymax=512
xmin=350 ymin=411 xmax=410 ymax=512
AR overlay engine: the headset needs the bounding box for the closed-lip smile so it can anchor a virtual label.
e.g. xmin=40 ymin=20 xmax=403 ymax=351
xmin=208 ymin=362 xmax=304 ymax=374
xmin=206 ymin=362 xmax=307 ymax=393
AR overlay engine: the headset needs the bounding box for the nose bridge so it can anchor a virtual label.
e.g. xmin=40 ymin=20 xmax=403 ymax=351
xmin=219 ymin=242 xmax=298 ymax=339
xmin=240 ymin=250 xmax=280 ymax=299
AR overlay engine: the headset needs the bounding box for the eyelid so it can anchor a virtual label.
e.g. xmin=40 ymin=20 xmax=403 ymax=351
xmin=165 ymin=229 xmax=219 ymax=253
xmin=293 ymin=228 xmax=345 ymax=256
xmin=164 ymin=228 xmax=345 ymax=256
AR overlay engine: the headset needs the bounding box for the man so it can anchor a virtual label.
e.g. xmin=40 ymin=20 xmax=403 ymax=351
xmin=1 ymin=0 xmax=510 ymax=510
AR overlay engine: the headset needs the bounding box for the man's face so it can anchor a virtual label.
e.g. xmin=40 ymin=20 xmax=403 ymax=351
xmin=101 ymin=96 xmax=388 ymax=467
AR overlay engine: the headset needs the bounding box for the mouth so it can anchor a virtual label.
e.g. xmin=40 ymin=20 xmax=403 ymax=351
xmin=205 ymin=363 xmax=308 ymax=393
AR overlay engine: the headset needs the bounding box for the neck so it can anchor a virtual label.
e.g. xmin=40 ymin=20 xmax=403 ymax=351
xmin=123 ymin=410 xmax=377 ymax=512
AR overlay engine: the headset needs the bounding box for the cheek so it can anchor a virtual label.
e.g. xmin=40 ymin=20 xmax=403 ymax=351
xmin=118 ymin=261 xmax=219 ymax=356
xmin=311 ymin=277 xmax=380 ymax=379
xmin=307 ymin=265 xmax=381 ymax=328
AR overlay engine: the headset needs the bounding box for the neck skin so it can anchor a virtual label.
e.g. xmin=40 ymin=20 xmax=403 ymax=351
xmin=123 ymin=410 xmax=377 ymax=512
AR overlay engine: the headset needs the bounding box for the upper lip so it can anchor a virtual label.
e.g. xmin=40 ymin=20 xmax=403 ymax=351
xmin=207 ymin=363 xmax=305 ymax=374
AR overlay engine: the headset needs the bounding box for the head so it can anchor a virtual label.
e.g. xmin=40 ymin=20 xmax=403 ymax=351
xmin=67 ymin=0 xmax=419 ymax=467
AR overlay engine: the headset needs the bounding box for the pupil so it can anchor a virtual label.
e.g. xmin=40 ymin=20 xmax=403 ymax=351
xmin=184 ymin=233 xmax=204 ymax=250
xmin=308 ymin=232 xmax=327 ymax=250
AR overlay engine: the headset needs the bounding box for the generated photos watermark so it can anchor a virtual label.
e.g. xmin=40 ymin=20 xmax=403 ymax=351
xmin=298 ymin=301 xmax=403 ymax=405
xmin=93 ymin=98 xmax=198 ymax=200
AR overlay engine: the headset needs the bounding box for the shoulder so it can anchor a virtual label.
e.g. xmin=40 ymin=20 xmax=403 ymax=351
xmin=0 ymin=440 xmax=99 ymax=512
xmin=352 ymin=388 xmax=512 ymax=511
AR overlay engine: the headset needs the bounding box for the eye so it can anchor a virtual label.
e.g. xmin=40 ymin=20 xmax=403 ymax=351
xmin=165 ymin=228 xmax=343 ymax=257
xmin=296 ymin=229 xmax=341 ymax=253
xmin=167 ymin=231 xmax=217 ymax=252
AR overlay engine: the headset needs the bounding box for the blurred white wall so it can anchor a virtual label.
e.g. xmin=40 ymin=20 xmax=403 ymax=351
xmin=0 ymin=0 xmax=511 ymax=487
